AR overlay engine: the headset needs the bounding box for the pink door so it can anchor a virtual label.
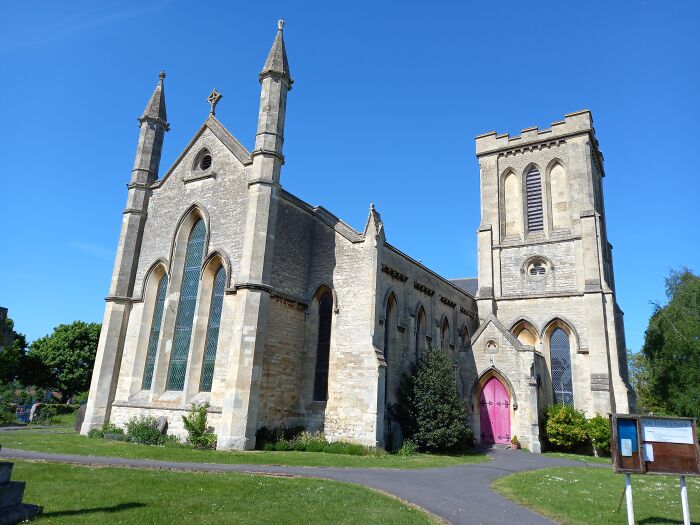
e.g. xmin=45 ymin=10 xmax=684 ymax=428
xmin=479 ymin=377 xmax=511 ymax=444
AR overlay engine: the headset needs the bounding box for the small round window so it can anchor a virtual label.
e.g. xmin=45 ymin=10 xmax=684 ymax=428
xmin=200 ymin=154 xmax=212 ymax=170
xmin=524 ymin=257 xmax=550 ymax=280
xmin=529 ymin=263 xmax=546 ymax=276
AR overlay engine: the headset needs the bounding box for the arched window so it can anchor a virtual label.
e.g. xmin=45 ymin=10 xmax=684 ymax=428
xmin=313 ymin=292 xmax=333 ymax=401
xmin=199 ymin=265 xmax=226 ymax=392
xmin=525 ymin=167 xmax=544 ymax=232
xmin=441 ymin=318 xmax=450 ymax=350
xmin=142 ymin=274 xmax=168 ymax=390
xmin=384 ymin=294 xmax=397 ymax=404
xmin=167 ymin=219 xmax=206 ymax=391
xmin=512 ymin=320 xmax=538 ymax=347
xmin=549 ymin=163 xmax=569 ymax=230
xmin=550 ymin=327 xmax=573 ymax=405
xmin=415 ymin=306 xmax=427 ymax=360
xmin=461 ymin=325 xmax=470 ymax=351
xmin=504 ymin=171 xmax=522 ymax=237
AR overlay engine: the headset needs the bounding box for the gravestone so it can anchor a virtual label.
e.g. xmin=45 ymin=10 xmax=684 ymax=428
xmin=74 ymin=404 xmax=87 ymax=432
xmin=155 ymin=416 xmax=168 ymax=434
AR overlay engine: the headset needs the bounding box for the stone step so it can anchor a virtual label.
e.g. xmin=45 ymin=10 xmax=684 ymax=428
xmin=0 ymin=503 xmax=43 ymax=525
xmin=0 ymin=481 xmax=26 ymax=511
xmin=0 ymin=462 xmax=12 ymax=484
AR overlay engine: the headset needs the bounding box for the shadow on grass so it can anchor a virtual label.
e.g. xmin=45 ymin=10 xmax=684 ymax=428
xmin=43 ymin=502 xmax=146 ymax=518
xmin=638 ymin=519 xmax=685 ymax=524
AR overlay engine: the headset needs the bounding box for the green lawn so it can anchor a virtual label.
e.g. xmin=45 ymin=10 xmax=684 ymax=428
xmin=0 ymin=429 xmax=487 ymax=469
xmin=494 ymin=466 xmax=700 ymax=525
xmin=542 ymin=452 xmax=611 ymax=465
xmin=12 ymin=460 xmax=435 ymax=524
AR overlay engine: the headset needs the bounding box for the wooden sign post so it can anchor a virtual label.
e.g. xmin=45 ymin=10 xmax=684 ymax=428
xmin=610 ymin=414 xmax=700 ymax=525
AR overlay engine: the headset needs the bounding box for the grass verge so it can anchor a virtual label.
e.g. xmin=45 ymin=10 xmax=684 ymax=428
xmin=542 ymin=451 xmax=611 ymax=464
xmin=0 ymin=429 xmax=487 ymax=469
xmin=13 ymin=460 xmax=436 ymax=524
xmin=493 ymin=466 xmax=700 ymax=525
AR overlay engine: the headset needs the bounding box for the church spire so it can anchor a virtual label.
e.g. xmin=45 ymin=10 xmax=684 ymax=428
xmin=259 ymin=19 xmax=292 ymax=86
xmin=139 ymin=71 xmax=169 ymax=130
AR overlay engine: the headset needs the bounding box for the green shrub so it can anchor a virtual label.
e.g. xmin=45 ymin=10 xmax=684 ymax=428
xmin=88 ymin=422 xmax=124 ymax=439
xmin=31 ymin=403 xmax=78 ymax=424
xmin=397 ymin=344 xmax=474 ymax=453
xmin=274 ymin=439 xmax=294 ymax=451
xmin=126 ymin=415 xmax=166 ymax=446
xmin=255 ymin=425 xmax=305 ymax=449
xmin=182 ymin=403 xmax=217 ymax=449
xmin=587 ymin=414 xmax=611 ymax=456
xmin=73 ymin=391 xmax=89 ymax=405
xmin=396 ymin=439 xmax=418 ymax=457
xmin=544 ymin=404 xmax=589 ymax=452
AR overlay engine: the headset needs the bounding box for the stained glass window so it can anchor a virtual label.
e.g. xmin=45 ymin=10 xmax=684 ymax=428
xmin=526 ymin=168 xmax=544 ymax=232
xmin=142 ymin=274 xmax=168 ymax=390
xmin=313 ymin=293 xmax=333 ymax=401
xmin=199 ymin=266 xmax=225 ymax=392
xmin=551 ymin=327 xmax=573 ymax=405
xmin=166 ymin=219 xmax=206 ymax=390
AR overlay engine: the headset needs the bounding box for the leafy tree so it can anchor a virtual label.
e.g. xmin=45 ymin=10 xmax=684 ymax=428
xmin=28 ymin=321 xmax=101 ymax=402
xmin=640 ymin=268 xmax=700 ymax=418
xmin=397 ymin=343 xmax=472 ymax=452
xmin=0 ymin=316 xmax=27 ymax=383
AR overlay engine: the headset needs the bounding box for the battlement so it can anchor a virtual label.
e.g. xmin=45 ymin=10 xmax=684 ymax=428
xmin=475 ymin=110 xmax=594 ymax=156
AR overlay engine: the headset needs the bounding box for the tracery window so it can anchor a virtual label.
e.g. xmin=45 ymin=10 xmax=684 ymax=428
xmin=166 ymin=219 xmax=206 ymax=391
xmin=526 ymin=167 xmax=544 ymax=232
xmin=313 ymin=292 xmax=333 ymax=402
xmin=142 ymin=274 xmax=168 ymax=390
xmin=441 ymin=318 xmax=450 ymax=350
xmin=550 ymin=327 xmax=573 ymax=405
xmin=199 ymin=265 xmax=226 ymax=392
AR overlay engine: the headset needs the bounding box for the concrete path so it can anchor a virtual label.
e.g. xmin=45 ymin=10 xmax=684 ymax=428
xmin=1 ymin=447 xmax=606 ymax=525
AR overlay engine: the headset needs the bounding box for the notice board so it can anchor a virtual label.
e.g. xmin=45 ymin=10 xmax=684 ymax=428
xmin=610 ymin=414 xmax=700 ymax=476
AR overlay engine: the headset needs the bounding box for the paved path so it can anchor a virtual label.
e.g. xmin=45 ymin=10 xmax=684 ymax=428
xmin=1 ymin=447 xmax=606 ymax=525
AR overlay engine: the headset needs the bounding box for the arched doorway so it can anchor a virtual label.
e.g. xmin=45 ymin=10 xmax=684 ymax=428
xmin=479 ymin=376 xmax=511 ymax=444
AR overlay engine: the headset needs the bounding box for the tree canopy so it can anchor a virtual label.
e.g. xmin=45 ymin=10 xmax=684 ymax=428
xmin=635 ymin=268 xmax=700 ymax=418
xmin=28 ymin=321 xmax=101 ymax=402
xmin=397 ymin=344 xmax=472 ymax=452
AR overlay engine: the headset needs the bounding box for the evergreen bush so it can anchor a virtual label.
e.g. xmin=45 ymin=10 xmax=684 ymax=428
xmin=543 ymin=403 xmax=589 ymax=452
xmin=587 ymin=414 xmax=611 ymax=456
xmin=397 ymin=344 xmax=473 ymax=453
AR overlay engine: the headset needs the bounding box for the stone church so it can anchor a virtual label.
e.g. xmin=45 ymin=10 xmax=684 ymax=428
xmin=81 ymin=21 xmax=634 ymax=452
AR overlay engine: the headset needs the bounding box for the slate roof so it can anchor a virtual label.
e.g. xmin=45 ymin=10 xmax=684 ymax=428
xmin=450 ymin=278 xmax=478 ymax=296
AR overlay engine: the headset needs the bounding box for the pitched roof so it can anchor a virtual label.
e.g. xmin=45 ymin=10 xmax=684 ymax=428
xmin=470 ymin=314 xmax=532 ymax=352
xmin=450 ymin=278 xmax=478 ymax=296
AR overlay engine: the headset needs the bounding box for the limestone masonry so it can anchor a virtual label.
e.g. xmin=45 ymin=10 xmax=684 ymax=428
xmin=81 ymin=21 xmax=634 ymax=452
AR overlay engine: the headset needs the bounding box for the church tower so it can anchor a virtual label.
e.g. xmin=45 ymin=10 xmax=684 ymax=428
xmin=474 ymin=110 xmax=633 ymax=416
xmin=82 ymin=73 xmax=169 ymax=433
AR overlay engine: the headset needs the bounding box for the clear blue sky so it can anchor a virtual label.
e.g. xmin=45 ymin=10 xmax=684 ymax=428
xmin=1 ymin=1 xmax=698 ymax=353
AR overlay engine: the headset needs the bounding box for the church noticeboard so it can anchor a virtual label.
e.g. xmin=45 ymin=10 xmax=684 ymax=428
xmin=610 ymin=414 xmax=700 ymax=476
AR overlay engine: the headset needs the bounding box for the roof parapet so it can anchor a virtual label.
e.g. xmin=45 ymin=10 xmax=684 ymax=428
xmin=475 ymin=110 xmax=593 ymax=156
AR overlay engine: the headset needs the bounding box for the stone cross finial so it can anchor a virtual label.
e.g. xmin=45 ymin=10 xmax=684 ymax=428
xmin=278 ymin=19 xmax=285 ymax=30
xmin=207 ymin=89 xmax=223 ymax=116
xmin=159 ymin=70 xmax=166 ymax=81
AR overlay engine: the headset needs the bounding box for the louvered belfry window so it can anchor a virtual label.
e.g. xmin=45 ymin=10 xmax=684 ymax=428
xmin=167 ymin=219 xmax=206 ymax=391
xmin=526 ymin=168 xmax=544 ymax=232
xmin=142 ymin=274 xmax=168 ymax=390
xmin=313 ymin=293 xmax=333 ymax=402
xmin=200 ymin=265 xmax=226 ymax=392
xmin=550 ymin=328 xmax=574 ymax=405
